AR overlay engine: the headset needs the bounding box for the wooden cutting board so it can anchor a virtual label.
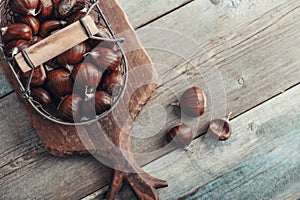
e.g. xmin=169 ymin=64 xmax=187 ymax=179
xmin=1 ymin=1 xmax=156 ymax=156
xmin=1 ymin=2 xmax=168 ymax=199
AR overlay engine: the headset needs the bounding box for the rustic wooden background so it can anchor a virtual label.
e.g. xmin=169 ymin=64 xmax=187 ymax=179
xmin=1 ymin=0 xmax=300 ymax=199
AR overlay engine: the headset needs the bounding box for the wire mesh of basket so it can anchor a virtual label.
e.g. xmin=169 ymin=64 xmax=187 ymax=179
xmin=0 ymin=0 xmax=128 ymax=125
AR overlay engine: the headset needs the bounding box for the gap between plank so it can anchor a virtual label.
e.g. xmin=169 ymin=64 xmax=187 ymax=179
xmin=0 ymin=91 xmax=13 ymax=100
xmin=81 ymin=80 xmax=300 ymax=199
xmin=0 ymin=0 xmax=195 ymax=100
xmin=135 ymin=0 xmax=195 ymax=29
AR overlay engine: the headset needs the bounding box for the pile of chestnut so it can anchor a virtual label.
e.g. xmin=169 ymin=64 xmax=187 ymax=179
xmin=1 ymin=0 xmax=124 ymax=122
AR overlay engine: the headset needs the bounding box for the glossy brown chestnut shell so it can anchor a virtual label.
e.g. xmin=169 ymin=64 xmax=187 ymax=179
xmin=56 ymin=42 xmax=87 ymax=66
xmin=58 ymin=0 xmax=86 ymax=18
xmin=14 ymin=15 xmax=40 ymax=35
xmin=31 ymin=87 xmax=52 ymax=107
xmin=8 ymin=0 xmax=39 ymax=16
xmin=1 ymin=23 xmax=33 ymax=43
xmin=72 ymin=62 xmax=102 ymax=90
xmin=5 ymin=39 xmax=31 ymax=56
xmin=57 ymin=94 xmax=82 ymax=122
xmin=87 ymin=47 xmax=122 ymax=71
xmin=208 ymin=118 xmax=231 ymax=141
xmin=22 ymin=65 xmax=47 ymax=87
xmin=40 ymin=20 xmax=66 ymax=37
xmin=46 ymin=69 xmax=73 ymax=99
xmin=66 ymin=9 xmax=87 ymax=25
xmin=82 ymin=91 xmax=112 ymax=118
xmin=87 ymin=26 xmax=114 ymax=49
xmin=101 ymin=70 xmax=124 ymax=95
xmin=38 ymin=0 xmax=54 ymax=18
xmin=172 ymin=87 xmax=206 ymax=117
xmin=166 ymin=124 xmax=193 ymax=148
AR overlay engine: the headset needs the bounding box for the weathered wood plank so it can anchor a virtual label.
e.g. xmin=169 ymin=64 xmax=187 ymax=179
xmin=130 ymin=0 xmax=300 ymax=153
xmin=0 ymin=93 xmax=112 ymax=199
xmin=87 ymin=82 xmax=300 ymax=200
xmin=1 ymin=0 xmax=300 ymax=199
xmin=118 ymin=0 xmax=193 ymax=28
xmin=0 ymin=0 xmax=192 ymax=98
xmin=0 ymin=68 xmax=12 ymax=98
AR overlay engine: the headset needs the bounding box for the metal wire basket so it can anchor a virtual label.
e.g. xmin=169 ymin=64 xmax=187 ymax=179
xmin=0 ymin=0 xmax=128 ymax=126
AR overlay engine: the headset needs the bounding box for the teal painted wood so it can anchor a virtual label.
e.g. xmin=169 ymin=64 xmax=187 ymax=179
xmin=83 ymin=86 xmax=300 ymax=200
xmin=0 ymin=68 xmax=12 ymax=98
xmin=1 ymin=0 xmax=300 ymax=199
xmin=140 ymin=84 xmax=300 ymax=200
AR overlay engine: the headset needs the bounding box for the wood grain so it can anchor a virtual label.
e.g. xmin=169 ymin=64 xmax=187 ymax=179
xmin=1 ymin=0 xmax=300 ymax=199
xmin=118 ymin=0 xmax=193 ymax=28
xmin=86 ymin=82 xmax=300 ymax=200
xmin=0 ymin=0 xmax=192 ymax=98
xmin=130 ymin=0 xmax=300 ymax=153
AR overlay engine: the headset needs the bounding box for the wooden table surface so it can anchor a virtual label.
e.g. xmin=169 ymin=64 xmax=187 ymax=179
xmin=1 ymin=0 xmax=300 ymax=199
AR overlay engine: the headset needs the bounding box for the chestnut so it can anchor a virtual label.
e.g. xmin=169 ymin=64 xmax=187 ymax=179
xmin=72 ymin=62 xmax=102 ymax=91
xmin=56 ymin=42 xmax=87 ymax=67
xmin=5 ymin=39 xmax=31 ymax=56
xmin=100 ymin=70 xmax=124 ymax=96
xmin=8 ymin=0 xmax=39 ymax=16
xmin=38 ymin=0 xmax=54 ymax=19
xmin=22 ymin=65 xmax=47 ymax=87
xmin=31 ymin=87 xmax=52 ymax=107
xmin=166 ymin=124 xmax=193 ymax=149
xmin=46 ymin=69 xmax=73 ymax=99
xmin=82 ymin=91 xmax=112 ymax=118
xmin=208 ymin=113 xmax=232 ymax=141
xmin=40 ymin=20 xmax=66 ymax=37
xmin=170 ymin=87 xmax=206 ymax=117
xmin=87 ymin=26 xmax=114 ymax=49
xmin=14 ymin=15 xmax=40 ymax=35
xmin=1 ymin=23 xmax=33 ymax=43
xmin=66 ymin=8 xmax=87 ymax=25
xmin=58 ymin=0 xmax=86 ymax=18
xmin=87 ymin=47 xmax=122 ymax=71
xmin=57 ymin=94 xmax=82 ymax=122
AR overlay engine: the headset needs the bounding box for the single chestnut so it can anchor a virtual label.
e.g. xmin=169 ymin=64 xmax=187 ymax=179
xmin=208 ymin=113 xmax=232 ymax=141
xmin=66 ymin=8 xmax=87 ymax=25
xmin=82 ymin=91 xmax=112 ymax=118
xmin=31 ymin=87 xmax=52 ymax=107
xmin=87 ymin=47 xmax=122 ymax=71
xmin=56 ymin=42 xmax=87 ymax=67
xmin=46 ymin=69 xmax=73 ymax=99
xmin=100 ymin=70 xmax=124 ymax=96
xmin=57 ymin=94 xmax=82 ymax=122
xmin=72 ymin=62 xmax=102 ymax=91
xmin=58 ymin=0 xmax=86 ymax=18
xmin=1 ymin=23 xmax=33 ymax=43
xmin=40 ymin=20 xmax=66 ymax=37
xmin=170 ymin=87 xmax=206 ymax=117
xmin=5 ymin=39 xmax=31 ymax=56
xmin=166 ymin=124 xmax=193 ymax=149
xmin=22 ymin=65 xmax=47 ymax=87
xmin=8 ymin=0 xmax=39 ymax=16
xmin=38 ymin=0 xmax=54 ymax=18
xmin=87 ymin=26 xmax=114 ymax=49
xmin=14 ymin=15 xmax=40 ymax=35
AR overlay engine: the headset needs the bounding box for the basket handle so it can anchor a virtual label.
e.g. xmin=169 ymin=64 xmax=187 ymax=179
xmin=14 ymin=15 xmax=99 ymax=73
